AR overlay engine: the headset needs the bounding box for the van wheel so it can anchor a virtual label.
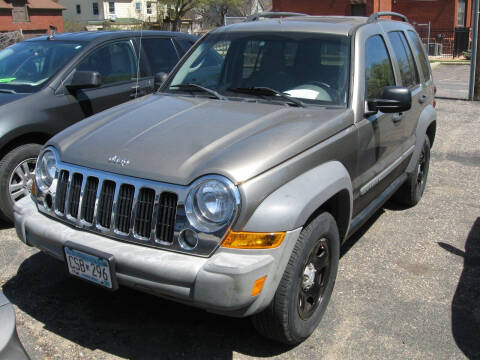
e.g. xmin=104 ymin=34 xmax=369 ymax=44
xmin=394 ymin=136 xmax=431 ymax=207
xmin=0 ymin=144 xmax=42 ymax=223
xmin=251 ymin=212 xmax=340 ymax=345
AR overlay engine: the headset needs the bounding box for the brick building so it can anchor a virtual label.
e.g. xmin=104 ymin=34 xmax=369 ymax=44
xmin=0 ymin=0 xmax=65 ymax=37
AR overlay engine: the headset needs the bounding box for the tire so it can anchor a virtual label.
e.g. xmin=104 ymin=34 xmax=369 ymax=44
xmin=0 ymin=143 xmax=42 ymax=223
xmin=251 ymin=212 xmax=340 ymax=345
xmin=393 ymin=136 xmax=431 ymax=207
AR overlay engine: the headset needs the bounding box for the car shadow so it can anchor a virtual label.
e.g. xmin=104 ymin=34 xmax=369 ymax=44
xmin=0 ymin=218 xmax=13 ymax=230
xmin=3 ymin=252 xmax=293 ymax=359
xmin=438 ymin=217 xmax=480 ymax=359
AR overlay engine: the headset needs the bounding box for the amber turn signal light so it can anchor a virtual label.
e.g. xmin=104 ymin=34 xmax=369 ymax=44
xmin=251 ymin=276 xmax=267 ymax=296
xmin=221 ymin=231 xmax=285 ymax=249
xmin=31 ymin=179 xmax=37 ymax=197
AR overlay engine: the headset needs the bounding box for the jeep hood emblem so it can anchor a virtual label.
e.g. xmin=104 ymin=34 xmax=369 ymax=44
xmin=108 ymin=155 xmax=130 ymax=167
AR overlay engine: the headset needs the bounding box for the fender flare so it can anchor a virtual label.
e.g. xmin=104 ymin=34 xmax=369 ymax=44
xmin=406 ymin=104 xmax=436 ymax=173
xmin=243 ymin=161 xmax=353 ymax=235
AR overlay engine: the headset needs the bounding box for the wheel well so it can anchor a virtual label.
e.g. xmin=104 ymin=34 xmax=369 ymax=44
xmin=304 ymin=189 xmax=351 ymax=241
xmin=426 ymin=121 xmax=436 ymax=148
xmin=0 ymin=133 xmax=51 ymax=159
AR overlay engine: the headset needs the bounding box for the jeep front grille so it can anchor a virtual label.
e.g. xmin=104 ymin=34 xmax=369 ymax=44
xmin=43 ymin=164 xmax=182 ymax=250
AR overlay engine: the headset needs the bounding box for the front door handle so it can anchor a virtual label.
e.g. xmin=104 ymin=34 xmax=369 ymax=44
xmin=392 ymin=112 xmax=404 ymax=123
xmin=419 ymin=94 xmax=427 ymax=104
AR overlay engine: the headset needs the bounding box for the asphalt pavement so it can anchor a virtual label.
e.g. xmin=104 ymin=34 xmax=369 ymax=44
xmin=0 ymin=64 xmax=479 ymax=360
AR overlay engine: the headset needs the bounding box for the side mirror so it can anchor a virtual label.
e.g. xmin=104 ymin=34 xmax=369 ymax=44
xmin=154 ymin=72 xmax=169 ymax=89
xmin=66 ymin=71 xmax=101 ymax=90
xmin=367 ymin=86 xmax=412 ymax=114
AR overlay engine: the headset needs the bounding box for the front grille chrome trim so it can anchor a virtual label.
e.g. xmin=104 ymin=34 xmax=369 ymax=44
xmin=36 ymin=161 xmax=230 ymax=257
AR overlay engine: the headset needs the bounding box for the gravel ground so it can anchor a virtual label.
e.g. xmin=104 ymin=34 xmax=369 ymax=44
xmin=1 ymin=65 xmax=479 ymax=360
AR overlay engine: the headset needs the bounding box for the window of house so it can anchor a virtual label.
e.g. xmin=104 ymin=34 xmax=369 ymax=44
xmin=109 ymin=2 xmax=115 ymax=14
xmin=388 ymin=31 xmax=419 ymax=88
xmin=350 ymin=4 xmax=366 ymax=16
xmin=365 ymin=35 xmax=395 ymax=99
xmin=407 ymin=30 xmax=431 ymax=82
xmin=77 ymin=41 xmax=136 ymax=84
xmin=146 ymin=2 xmax=152 ymax=14
xmin=457 ymin=0 xmax=467 ymax=26
xmin=92 ymin=2 xmax=99 ymax=15
xmin=135 ymin=2 xmax=141 ymax=11
xmin=12 ymin=4 xmax=29 ymax=22
xmin=76 ymin=4 xmax=81 ymax=14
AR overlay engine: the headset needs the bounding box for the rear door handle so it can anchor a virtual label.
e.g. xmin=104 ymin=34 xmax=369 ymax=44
xmin=419 ymin=94 xmax=427 ymax=104
xmin=392 ymin=112 xmax=404 ymax=123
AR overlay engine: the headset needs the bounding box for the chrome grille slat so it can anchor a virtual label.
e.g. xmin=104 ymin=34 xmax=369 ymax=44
xmin=38 ymin=162 xmax=230 ymax=255
xmin=81 ymin=177 xmax=98 ymax=224
xmin=97 ymin=180 xmax=116 ymax=229
xmin=115 ymin=184 xmax=135 ymax=234
xmin=134 ymin=188 xmax=155 ymax=239
xmin=55 ymin=170 xmax=69 ymax=214
xmin=68 ymin=173 xmax=83 ymax=219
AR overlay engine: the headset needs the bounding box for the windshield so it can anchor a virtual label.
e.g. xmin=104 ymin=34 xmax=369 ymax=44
xmin=0 ymin=40 xmax=84 ymax=93
xmin=166 ymin=32 xmax=350 ymax=107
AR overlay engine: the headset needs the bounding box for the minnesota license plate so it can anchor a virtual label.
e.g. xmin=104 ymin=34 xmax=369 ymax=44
xmin=64 ymin=246 xmax=114 ymax=289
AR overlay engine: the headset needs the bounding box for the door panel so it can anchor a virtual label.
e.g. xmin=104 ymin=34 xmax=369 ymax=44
xmin=72 ymin=40 xmax=139 ymax=116
xmin=353 ymin=33 xmax=404 ymax=216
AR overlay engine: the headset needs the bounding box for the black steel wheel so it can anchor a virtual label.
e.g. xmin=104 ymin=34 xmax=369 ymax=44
xmin=393 ymin=136 xmax=431 ymax=207
xmin=252 ymin=212 xmax=340 ymax=345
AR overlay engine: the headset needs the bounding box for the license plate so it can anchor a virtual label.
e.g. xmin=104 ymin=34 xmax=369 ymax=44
xmin=64 ymin=246 xmax=114 ymax=289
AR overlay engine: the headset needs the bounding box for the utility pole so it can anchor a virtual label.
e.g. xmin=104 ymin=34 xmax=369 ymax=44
xmin=469 ymin=0 xmax=479 ymax=100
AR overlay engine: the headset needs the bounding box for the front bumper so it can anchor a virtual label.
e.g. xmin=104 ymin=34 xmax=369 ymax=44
xmin=0 ymin=292 xmax=29 ymax=360
xmin=14 ymin=198 xmax=301 ymax=317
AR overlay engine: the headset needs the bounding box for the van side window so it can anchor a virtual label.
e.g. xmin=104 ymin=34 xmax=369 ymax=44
xmin=407 ymin=30 xmax=431 ymax=82
xmin=387 ymin=31 xmax=420 ymax=88
xmin=365 ymin=35 xmax=395 ymax=99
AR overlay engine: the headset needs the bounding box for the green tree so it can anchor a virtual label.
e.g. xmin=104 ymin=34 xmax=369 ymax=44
xmin=206 ymin=0 xmax=242 ymax=26
xmin=162 ymin=0 xmax=205 ymax=31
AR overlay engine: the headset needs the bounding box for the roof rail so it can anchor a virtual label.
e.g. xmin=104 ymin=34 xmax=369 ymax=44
xmin=245 ymin=12 xmax=309 ymax=22
xmin=367 ymin=11 xmax=409 ymax=23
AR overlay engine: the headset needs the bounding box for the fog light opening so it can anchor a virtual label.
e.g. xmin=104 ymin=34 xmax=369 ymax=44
xmin=178 ymin=229 xmax=198 ymax=250
xmin=251 ymin=276 xmax=267 ymax=297
xmin=45 ymin=194 xmax=53 ymax=210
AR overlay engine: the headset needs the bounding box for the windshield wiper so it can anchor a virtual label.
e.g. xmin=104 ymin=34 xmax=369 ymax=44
xmin=169 ymin=84 xmax=227 ymax=100
xmin=0 ymin=89 xmax=16 ymax=94
xmin=227 ymin=87 xmax=305 ymax=107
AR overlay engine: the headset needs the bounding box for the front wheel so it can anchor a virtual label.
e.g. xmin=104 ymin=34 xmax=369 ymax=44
xmin=0 ymin=144 xmax=42 ymax=223
xmin=251 ymin=212 xmax=340 ymax=345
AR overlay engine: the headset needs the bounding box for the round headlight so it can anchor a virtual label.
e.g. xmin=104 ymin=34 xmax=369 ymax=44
xmin=185 ymin=177 xmax=238 ymax=233
xmin=35 ymin=149 xmax=57 ymax=191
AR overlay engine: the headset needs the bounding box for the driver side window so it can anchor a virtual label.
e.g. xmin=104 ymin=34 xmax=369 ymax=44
xmin=77 ymin=41 xmax=136 ymax=85
xmin=365 ymin=35 xmax=395 ymax=99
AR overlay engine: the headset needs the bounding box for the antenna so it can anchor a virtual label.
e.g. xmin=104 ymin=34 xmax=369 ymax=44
xmin=135 ymin=20 xmax=144 ymax=98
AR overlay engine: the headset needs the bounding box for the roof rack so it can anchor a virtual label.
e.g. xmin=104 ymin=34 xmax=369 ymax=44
xmin=245 ymin=12 xmax=309 ymax=22
xmin=367 ymin=11 xmax=409 ymax=23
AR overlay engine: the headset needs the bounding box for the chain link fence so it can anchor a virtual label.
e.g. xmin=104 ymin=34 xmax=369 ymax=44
xmin=0 ymin=30 xmax=24 ymax=50
xmin=415 ymin=26 xmax=470 ymax=59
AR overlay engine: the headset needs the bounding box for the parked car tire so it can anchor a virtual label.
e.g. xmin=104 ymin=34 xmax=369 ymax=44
xmin=0 ymin=144 xmax=42 ymax=223
xmin=393 ymin=136 xmax=431 ymax=207
xmin=252 ymin=212 xmax=340 ymax=345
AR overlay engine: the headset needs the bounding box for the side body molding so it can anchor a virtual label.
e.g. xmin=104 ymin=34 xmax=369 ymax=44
xmin=243 ymin=161 xmax=353 ymax=234
xmin=406 ymin=104 xmax=436 ymax=173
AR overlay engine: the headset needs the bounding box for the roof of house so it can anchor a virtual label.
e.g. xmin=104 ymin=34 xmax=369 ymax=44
xmin=0 ymin=0 xmax=65 ymax=10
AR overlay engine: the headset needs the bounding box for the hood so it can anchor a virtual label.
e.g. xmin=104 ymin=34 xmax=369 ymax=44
xmin=0 ymin=92 xmax=29 ymax=106
xmin=50 ymin=94 xmax=353 ymax=185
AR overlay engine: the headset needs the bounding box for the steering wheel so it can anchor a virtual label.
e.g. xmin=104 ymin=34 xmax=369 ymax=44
xmin=302 ymin=81 xmax=338 ymax=103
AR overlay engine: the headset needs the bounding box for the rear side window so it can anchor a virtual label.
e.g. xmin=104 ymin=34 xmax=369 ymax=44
xmin=141 ymin=38 xmax=179 ymax=74
xmin=365 ymin=35 xmax=395 ymax=99
xmin=387 ymin=31 xmax=419 ymax=88
xmin=407 ymin=30 xmax=431 ymax=82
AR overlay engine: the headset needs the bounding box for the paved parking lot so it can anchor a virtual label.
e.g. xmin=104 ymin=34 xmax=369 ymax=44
xmin=0 ymin=65 xmax=479 ymax=360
